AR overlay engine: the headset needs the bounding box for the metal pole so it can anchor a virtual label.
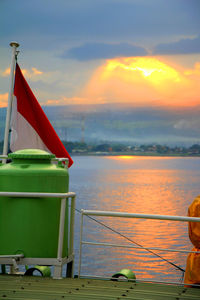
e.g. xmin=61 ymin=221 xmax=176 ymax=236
xmin=2 ymin=42 xmax=19 ymax=161
xmin=78 ymin=210 xmax=84 ymax=278
xmin=0 ymin=191 xmax=75 ymax=198
xmin=81 ymin=241 xmax=200 ymax=254
xmin=69 ymin=196 xmax=75 ymax=256
xmin=82 ymin=210 xmax=200 ymax=222
xmin=66 ymin=195 xmax=76 ymax=278
xmin=57 ymin=198 xmax=67 ymax=259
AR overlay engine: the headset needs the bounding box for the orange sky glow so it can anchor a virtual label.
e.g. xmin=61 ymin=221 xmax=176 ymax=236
xmin=0 ymin=56 xmax=200 ymax=108
xmin=82 ymin=56 xmax=200 ymax=107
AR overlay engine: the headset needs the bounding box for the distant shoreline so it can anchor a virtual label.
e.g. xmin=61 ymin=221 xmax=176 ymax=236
xmin=71 ymin=152 xmax=200 ymax=157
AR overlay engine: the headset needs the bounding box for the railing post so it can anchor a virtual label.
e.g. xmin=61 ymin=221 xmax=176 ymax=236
xmin=78 ymin=210 xmax=84 ymax=278
xmin=54 ymin=197 xmax=66 ymax=279
xmin=66 ymin=195 xmax=76 ymax=278
xmin=57 ymin=198 xmax=67 ymax=259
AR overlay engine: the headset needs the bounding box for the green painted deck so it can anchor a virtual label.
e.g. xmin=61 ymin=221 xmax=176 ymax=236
xmin=0 ymin=275 xmax=200 ymax=300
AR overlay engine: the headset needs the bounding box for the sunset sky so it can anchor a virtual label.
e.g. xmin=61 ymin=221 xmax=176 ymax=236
xmin=0 ymin=0 xmax=200 ymax=109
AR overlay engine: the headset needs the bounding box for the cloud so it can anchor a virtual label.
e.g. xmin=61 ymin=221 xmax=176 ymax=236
xmin=174 ymin=119 xmax=200 ymax=131
xmin=0 ymin=66 xmax=43 ymax=78
xmin=0 ymin=67 xmax=11 ymax=77
xmin=62 ymin=43 xmax=147 ymax=61
xmin=2 ymin=0 xmax=199 ymax=51
xmin=154 ymin=35 xmax=200 ymax=55
xmin=1 ymin=68 xmax=10 ymax=76
xmin=0 ymin=93 xmax=8 ymax=107
xmin=79 ymin=56 xmax=200 ymax=107
xmin=184 ymin=62 xmax=200 ymax=76
xmin=21 ymin=67 xmax=43 ymax=78
xmin=45 ymin=96 xmax=90 ymax=106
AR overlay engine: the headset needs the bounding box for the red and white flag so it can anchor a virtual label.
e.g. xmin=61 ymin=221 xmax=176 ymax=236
xmin=10 ymin=63 xmax=73 ymax=167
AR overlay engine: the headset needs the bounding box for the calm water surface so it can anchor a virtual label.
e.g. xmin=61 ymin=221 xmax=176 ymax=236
xmin=69 ymin=155 xmax=200 ymax=282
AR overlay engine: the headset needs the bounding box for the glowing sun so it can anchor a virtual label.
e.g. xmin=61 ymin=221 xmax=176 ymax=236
xmin=82 ymin=56 xmax=198 ymax=107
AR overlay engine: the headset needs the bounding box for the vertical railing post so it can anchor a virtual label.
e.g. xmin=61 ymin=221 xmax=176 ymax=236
xmin=66 ymin=195 xmax=76 ymax=277
xmin=78 ymin=210 xmax=84 ymax=278
xmin=69 ymin=195 xmax=75 ymax=256
xmin=57 ymin=198 xmax=67 ymax=259
xmin=54 ymin=197 xmax=66 ymax=279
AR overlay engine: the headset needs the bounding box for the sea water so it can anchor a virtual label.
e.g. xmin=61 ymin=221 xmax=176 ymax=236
xmin=69 ymin=155 xmax=200 ymax=282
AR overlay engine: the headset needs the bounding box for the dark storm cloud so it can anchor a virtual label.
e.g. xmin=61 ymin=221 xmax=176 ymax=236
xmin=154 ymin=35 xmax=200 ymax=55
xmin=1 ymin=0 xmax=200 ymax=51
xmin=62 ymin=43 xmax=147 ymax=61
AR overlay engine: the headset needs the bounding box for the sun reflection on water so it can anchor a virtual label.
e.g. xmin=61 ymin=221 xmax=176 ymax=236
xmin=72 ymin=156 xmax=200 ymax=281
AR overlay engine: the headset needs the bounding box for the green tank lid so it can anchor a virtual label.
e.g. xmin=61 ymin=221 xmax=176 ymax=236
xmin=8 ymin=149 xmax=55 ymax=159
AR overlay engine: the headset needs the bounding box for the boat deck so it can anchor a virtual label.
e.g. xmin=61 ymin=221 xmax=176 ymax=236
xmin=0 ymin=275 xmax=200 ymax=300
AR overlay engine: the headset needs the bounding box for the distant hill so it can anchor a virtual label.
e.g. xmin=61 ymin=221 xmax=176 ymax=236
xmin=43 ymin=103 xmax=200 ymax=146
xmin=0 ymin=103 xmax=200 ymax=146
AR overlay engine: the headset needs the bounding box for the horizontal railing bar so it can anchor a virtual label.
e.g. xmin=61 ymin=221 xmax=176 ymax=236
xmin=0 ymin=254 xmax=24 ymax=258
xmin=0 ymin=191 xmax=76 ymax=198
xmin=82 ymin=209 xmax=200 ymax=222
xmin=0 ymin=156 xmax=68 ymax=161
xmin=0 ymin=256 xmax=73 ymax=265
xmin=82 ymin=241 xmax=200 ymax=254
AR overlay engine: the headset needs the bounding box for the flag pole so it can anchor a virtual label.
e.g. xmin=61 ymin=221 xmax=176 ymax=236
xmin=2 ymin=42 xmax=19 ymax=161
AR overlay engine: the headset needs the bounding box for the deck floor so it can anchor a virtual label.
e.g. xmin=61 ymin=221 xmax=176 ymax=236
xmin=0 ymin=275 xmax=200 ymax=300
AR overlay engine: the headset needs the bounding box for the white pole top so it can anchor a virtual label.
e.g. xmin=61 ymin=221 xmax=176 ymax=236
xmin=10 ymin=42 xmax=20 ymax=48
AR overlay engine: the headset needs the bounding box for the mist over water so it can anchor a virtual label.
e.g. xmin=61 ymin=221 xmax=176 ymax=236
xmin=43 ymin=104 xmax=200 ymax=146
xmin=69 ymin=155 xmax=200 ymax=282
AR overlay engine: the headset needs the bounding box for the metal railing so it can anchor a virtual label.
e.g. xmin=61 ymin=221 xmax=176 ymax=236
xmin=78 ymin=209 xmax=200 ymax=284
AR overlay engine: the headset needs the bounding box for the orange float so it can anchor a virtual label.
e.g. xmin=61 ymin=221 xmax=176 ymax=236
xmin=184 ymin=195 xmax=200 ymax=286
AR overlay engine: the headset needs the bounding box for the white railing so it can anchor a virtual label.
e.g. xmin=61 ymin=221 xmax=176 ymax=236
xmin=78 ymin=209 xmax=200 ymax=284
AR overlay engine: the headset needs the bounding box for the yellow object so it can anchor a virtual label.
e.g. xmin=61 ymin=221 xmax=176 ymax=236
xmin=184 ymin=195 xmax=200 ymax=285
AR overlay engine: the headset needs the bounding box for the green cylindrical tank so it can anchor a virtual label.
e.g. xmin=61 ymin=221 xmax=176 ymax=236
xmin=0 ymin=149 xmax=69 ymax=258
